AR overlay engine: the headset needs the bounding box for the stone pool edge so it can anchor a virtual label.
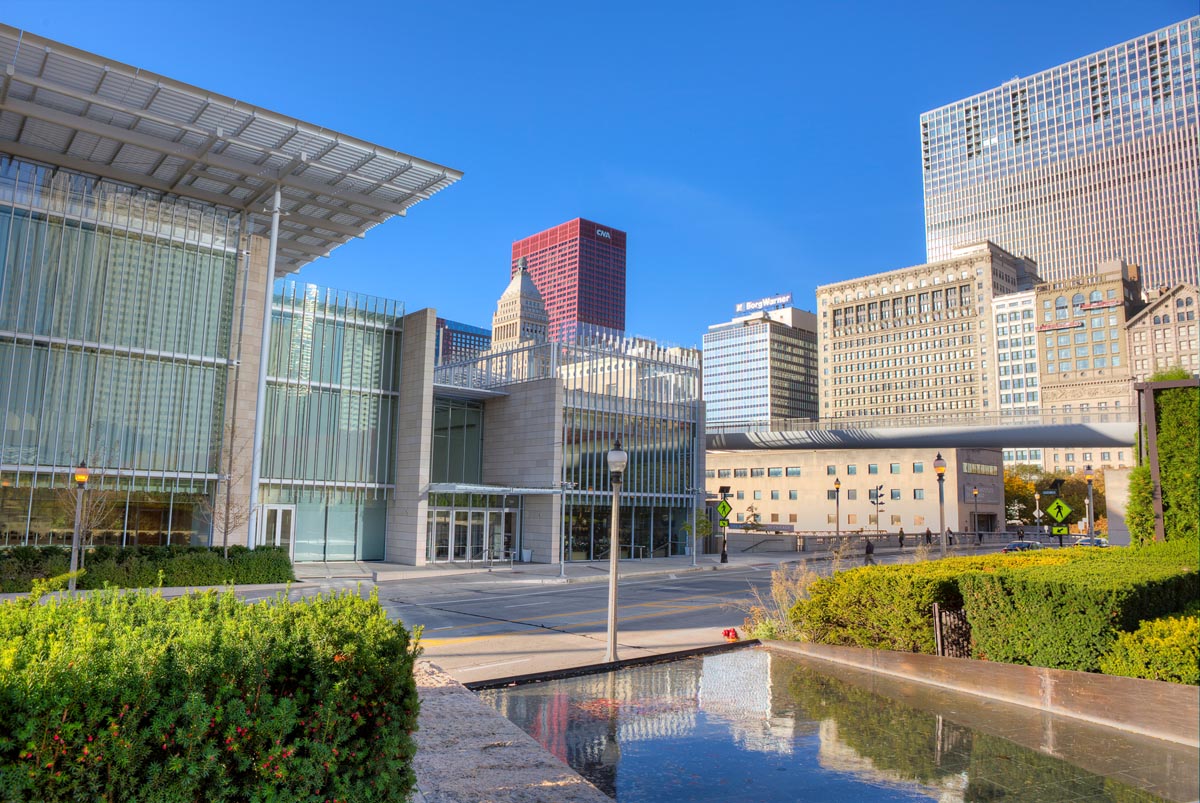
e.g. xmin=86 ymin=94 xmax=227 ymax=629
xmin=413 ymin=660 xmax=613 ymax=803
xmin=763 ymin=640 xmax=1200 ymax=748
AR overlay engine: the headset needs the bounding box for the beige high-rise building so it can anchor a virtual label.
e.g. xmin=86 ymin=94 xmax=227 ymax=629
xmin=817 ymin=242 xmax=1038 ymax=421
xmin=1128 ymin=284 xmax=1200 ymax=380
xmin=1034 ymin=261 xmax=1142 ymax=474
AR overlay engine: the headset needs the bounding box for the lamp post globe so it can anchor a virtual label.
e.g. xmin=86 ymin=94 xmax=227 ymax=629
xmin=1084 ymin=465 xmax=1095 ymax=540
xmin=834 ymin=478 xmax=841 ymax=537
xmin=605 ymin=440 xmax=628 ymax=664
xmin=68 ymin=461 xmax=90 ymax=593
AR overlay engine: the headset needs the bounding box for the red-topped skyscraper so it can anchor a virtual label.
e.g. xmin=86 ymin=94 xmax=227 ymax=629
xmin=510 ymin=217 xmax=626 ymax=342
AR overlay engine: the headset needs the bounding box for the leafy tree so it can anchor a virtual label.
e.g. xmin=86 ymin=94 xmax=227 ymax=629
xmin=1003 ymin=470 xmax=1036 ymax=524
xmin=1151 ymin=368 xmax=1199 ymax=543
xmin=1126 ymin=464 xmax=1155 ymax=546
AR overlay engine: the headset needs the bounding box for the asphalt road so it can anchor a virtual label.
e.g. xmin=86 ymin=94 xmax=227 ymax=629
xmin=381 ymin=566 xmax=776 ymax=683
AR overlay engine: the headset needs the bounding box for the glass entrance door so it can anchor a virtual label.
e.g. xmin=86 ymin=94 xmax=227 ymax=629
xmin=258 ymin=505 xmax=295 ymax=560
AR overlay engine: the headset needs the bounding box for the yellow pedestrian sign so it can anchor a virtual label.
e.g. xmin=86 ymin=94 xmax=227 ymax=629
xmin=1046 ymin=498 xmax=1072 ymax=523
xmin=716 ymin=499 xmax=732 ymax=518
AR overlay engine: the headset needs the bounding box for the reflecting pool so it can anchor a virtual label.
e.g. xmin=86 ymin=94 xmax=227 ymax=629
xmin=478 ymin=648 xmax=1190 ymax=802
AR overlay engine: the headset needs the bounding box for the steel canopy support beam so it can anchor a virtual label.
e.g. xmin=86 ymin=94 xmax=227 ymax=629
xmin=247 ymin=186 xmax=282 ymax=548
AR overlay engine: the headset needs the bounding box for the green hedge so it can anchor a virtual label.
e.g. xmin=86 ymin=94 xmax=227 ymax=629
xmin=0 ymin=545 xmax=294 ymax=592
xmin=1098 ymin=602 xmax=1200 ymax=685
xmin=959 ymin=542 xmax=1199 ymax=672
xmin=789 ymin=551 xmax=1074 ymax=654
xmin=0 ymin=588 xmax=420 ymax=802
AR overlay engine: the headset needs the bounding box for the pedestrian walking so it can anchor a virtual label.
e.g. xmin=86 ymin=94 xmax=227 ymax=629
xmin=898 ymin=528 xmax=905 ymax=549
xmin=864 ymin=538 xmax=875 ymax=566
xmin=976 ymin=529 xmax=983 ymax=546
xmin=947 ymin=529 xmax=955 ymax=546
xmin=1017 ymin=528 xmax=1024 ymax=541
xmin=924 ymin=528 xmax=932 ymax=546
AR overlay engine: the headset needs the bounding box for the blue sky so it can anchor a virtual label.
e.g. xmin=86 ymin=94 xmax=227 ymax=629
xmin=6 ymin=1 xmax=1195 ymax=347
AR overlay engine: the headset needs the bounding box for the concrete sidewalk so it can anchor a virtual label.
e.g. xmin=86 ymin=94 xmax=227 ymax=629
xmin=292 ymin=537 xmax=997 ymax=590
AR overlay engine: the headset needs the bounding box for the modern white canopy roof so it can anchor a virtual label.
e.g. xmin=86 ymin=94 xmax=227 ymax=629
xmin=0 ymin=24 xmax=462 ymax=274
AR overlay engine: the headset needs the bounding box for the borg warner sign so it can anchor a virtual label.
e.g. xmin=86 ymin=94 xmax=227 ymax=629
xmin=736 ymin=293 xmax=792 ymax=313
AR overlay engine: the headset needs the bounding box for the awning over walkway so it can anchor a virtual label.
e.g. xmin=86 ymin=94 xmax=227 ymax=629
xmin=427 ymin=483 xmax=562 ymax=497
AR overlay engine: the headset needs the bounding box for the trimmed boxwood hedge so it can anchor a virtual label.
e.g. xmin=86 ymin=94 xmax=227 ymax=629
xmin=0 ymin=545 xmax=294 ymax=592
xmin=788 ymin=543 xmax=1198 ymax=676
xmin=0 ymin=587 xmax=420 ymax=802
xmin=789 ymin=551 xmax=1074 ymax=654
xmin=1097 ymin=605 xmax=1200 ymax=685
xmin=959 ymin=541 xmax=1199 ymax=672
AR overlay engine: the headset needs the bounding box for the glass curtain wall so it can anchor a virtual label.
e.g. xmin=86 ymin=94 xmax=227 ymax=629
xmin=559 ymin=337 xmax=702 ymax=561
xmin=0 ymin=156 xmax=239 ymax=546
xmin=259 ymin=281 xmax=403 ymax=561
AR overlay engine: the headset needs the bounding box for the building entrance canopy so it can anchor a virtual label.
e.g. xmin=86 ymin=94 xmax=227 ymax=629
xmin=427 ymin=483 xmax=563 ymax=497
xmin=0 ymin=24 xmax=461 ymax=274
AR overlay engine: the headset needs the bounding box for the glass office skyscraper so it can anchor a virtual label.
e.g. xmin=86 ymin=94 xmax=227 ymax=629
xmin=702 ymin=306 xmax=818 ymax=427
xmin=921 ymin=18 xmax=1199 ymax=290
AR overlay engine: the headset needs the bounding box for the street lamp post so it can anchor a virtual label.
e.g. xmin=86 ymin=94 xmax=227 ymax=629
xmin=973 ymin=485 xmax=979 ymax=537
xmin=834 ymin=478 xmax=841 ymax=536
xmin=686 ymin=487 xmax=703 ymax=568
xmin=934 ymin=453 xmax=947 ymax=558
xmin=605 ymin=440 xmax=628 ymax=664
xmin=68 ymin=461 xmax=89 ymax=592
xmin=1085 ymin=465 xmax=1095 ymax=540
xmin=1034 ymin=492 xmax=1042 ymax=536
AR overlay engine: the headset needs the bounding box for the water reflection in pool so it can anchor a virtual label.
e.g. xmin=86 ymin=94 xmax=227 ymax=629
xmin=478 ymin=648 xmax=1174 ymax=802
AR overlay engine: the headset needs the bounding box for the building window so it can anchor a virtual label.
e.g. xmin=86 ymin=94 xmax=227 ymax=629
xmin=753 ymin=490 xmax=762 ymax=500
xmin=733 ymin=469 xmax=748 ymax=478
xmin=736 ymin=491 xmax=745 ymax=500
xmin=847 ymin=514 xmax=858 ymax=525
xmin=705 ymin=469 xmax=715 ymax=478
xmin=786 ymin=467 xmax=801 ymax=477
xmin=789 ymin=514 xmax=798 ymax=523
xmin=736 ymin=514 xmax=744 ymax=522
xmin=847 ymin=465 xmax=857 ymax=475
xmin=770 ymin=514 xmax=779 ymax=523
xmin=826 ymin=490 xmax=837 ymax=500
xmin=826 ymin=465 xmax=836 ymax=475
xmin=914 ymin=489 xmax=925 ymax=500
xmin=718 ymin=469 xmax=731 ymax=478
xmin=750 ymin=468 xmax=765 ymax=478
xmin=770 ymin=490 xmax=780 ymax=501
xmin=890 ymin=463 xmax=901 ymax=474
xmin=847 ymin=490 xmax=858 ymax=501
xmin=890 ymin=489 xmax=901 ymax=501
xmin=789 ymin=490 xmax=798 ymax=500
xmin=768 ymin=467 xmax=783 ymax=477
xmin=827 ymin=514 xmax=837 ymax=524
xmin=868 ymin=464 xmax=879 ymax=474
xmin=913 ymin=462 xmax=924 ymax=473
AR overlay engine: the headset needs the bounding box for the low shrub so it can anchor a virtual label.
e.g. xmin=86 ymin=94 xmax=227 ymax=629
xmin=0 ymin=587 xmax=421 ymax=802
xmin=0 ymin=545 xmax=293 ymax=592
xmin=1098 ymin=603 xmax=1200 ymax=685
xmin=959 ymin=542 xmax=1199 ymax=672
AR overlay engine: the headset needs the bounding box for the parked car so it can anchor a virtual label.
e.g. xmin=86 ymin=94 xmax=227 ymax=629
xmin=1073 ymin=537 xmax=1109 ymax=547
xmin=1001 ymin=541 xmax=1042 ymax=553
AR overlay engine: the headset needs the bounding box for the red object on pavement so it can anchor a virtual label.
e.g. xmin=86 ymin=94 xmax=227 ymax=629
xmin=723 ymin=628 xmax=740 ymax=642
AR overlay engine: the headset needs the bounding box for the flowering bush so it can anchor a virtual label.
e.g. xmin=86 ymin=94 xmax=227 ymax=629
xmin=0 ymin=587 xmax=420 ymax=801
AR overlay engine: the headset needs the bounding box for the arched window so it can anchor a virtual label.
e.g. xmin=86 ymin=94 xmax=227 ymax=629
xmin=1176 ymin=298 xmax=1185 ymax=308
xmin=1071 ymin=293 xmax=1085 ymax=316
xmin=1089 ymin=290 xmax=1102 ymax=302
xmin=1187 ymin=297 xmax=1195 ymax=307
xmin=1055 ymin=296 xmax=1069 ymax=320
xmin=1153 ymin=316 xmax=1161 ymax=325
xmin=1163 ymin=314 xmax=1170 ymax=324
